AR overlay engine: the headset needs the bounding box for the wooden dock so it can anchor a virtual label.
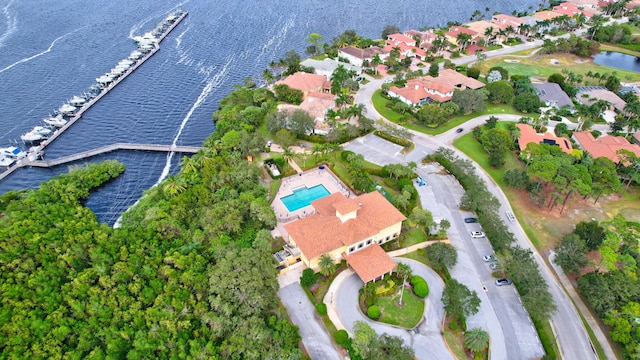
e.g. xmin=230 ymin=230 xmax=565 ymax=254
xmin=0 ymin=11 xmax=189 ymax=184
xmin=0 ymin=143 xmax=202 ymax=181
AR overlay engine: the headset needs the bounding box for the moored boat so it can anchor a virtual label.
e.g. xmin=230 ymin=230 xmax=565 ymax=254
xmin=0 ymin=156 xmax=15 ymax=167
xmin=69 ymin=95 xmax=87 ymax=107
xmin=59 ymin=103 xmax=77 ymax=116
xmin=0 ymin=146 xmax=26 ymax=159
xmin=20 ymin=130 xmax=44 ymax=143
xmin=43 ymin=114 xmax=67 ymax=128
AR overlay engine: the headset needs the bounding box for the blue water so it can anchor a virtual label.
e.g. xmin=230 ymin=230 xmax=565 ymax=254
xmin=593 ymin=51 xmax=640 ymax=73
xmin=0 ymin=0 xmax=542 ymax=225
xmin=281 ymin=184 xmax=330 ymax=212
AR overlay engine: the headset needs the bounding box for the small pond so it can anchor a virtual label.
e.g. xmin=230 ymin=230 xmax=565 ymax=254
xmin=592 ymin=51 xmax=640 ymax=73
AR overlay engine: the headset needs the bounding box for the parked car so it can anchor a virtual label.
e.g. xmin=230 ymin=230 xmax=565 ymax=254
xmin=506 ymin=211 xmax=516 ymax=222
xmin=355 ymin=76 xmax=363 ymax=82
xmin=470 ymin=231 xmax=485 ymax=238
xmin=495 ymin=278 xmax=512 ymax=286
xmin=464 ymin=217 xmax=478 ymax=223
xmin=483 ymin=254 xmax=496 ymax=262
xmin=456 ymin=128 xmax=464 ymax=133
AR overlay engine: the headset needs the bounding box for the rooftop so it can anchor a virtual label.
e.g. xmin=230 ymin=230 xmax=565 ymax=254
xmin=533 ymin=82 xmax=574 ymax=109
xmin=275 ymin=72 xmax=328 ymax=93
xmin=343 ymin=244 xmax=397 ymax=283
xmin=517 ymin=123 xmax=573 ymax=154
xmin=573 ymin=131 xmax=640 ymax=162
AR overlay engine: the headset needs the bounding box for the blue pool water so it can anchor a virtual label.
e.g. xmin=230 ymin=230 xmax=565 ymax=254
xmin=281 ymin=184 xmax=330 ymax=212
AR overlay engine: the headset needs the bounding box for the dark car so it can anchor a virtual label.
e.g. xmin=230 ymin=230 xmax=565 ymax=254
xmin=495 ymin=278 xmax=512 ymax=286
xmin=456 ymin=128 xmax=464 ymax=133
xmin=464 ymin=217 xmax=478 ymax=223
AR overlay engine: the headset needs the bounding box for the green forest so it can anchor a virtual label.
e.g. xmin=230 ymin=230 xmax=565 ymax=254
xmin=0 ymin=85 xmax=304 ymax=360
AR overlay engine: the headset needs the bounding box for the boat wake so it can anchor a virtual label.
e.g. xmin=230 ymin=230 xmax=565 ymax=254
xmin=0 ymin=0 xmax=17 ymax=48
xmin=156 ymin=56 xmax=232 ymax=184
xmin=255 ymin=15 xmax=295 ymax=63
xmin=0 ymin=26 xmax=85 ymax=74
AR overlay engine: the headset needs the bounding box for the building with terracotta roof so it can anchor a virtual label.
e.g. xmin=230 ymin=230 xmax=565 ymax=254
xmin=572 ymin=131 xmax=640 ymax=162
xmin=467 ymin=20 xmax=495 ymax=38
xmin=338 ymin=46 xmax=387 ymax=67
xmin=277 ymin=92 xmax=335 ymax=135
xmin=445 ymin=26 xmax=479 ymax=46
xmin=492 ymin=14 xmax=525 ymax=27
xmin=284 ymin=191 xmax=405 ymax=282
xmin=386 ymin=33 xmax=416 ymax=47
xmin=404 ymin=30 xmax=437 ymax=48
xmin=275 ymin=72 xmax=331 ymax=98
xmin=553 ymin=2 xmax=594 ymax=17
xmin=534 ymin=10 xmax=562 ymax=20
xmin=387 ymin=69 xmax=484 ymax=106
xmin=383 ymin=42 xmax=426 ymax=60
xmin=517 ymin=124 xmax=573 ymax=154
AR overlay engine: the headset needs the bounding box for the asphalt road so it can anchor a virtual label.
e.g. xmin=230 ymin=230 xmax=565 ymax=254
xmin=334 ymin=259 xmax=453 ymax=360
xmin=278 ymin=268 xmax=342 ymax=360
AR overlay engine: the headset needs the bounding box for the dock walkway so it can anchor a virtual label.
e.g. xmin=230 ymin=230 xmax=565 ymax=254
xmin=0 ymin=11 xmax=189 ymax=184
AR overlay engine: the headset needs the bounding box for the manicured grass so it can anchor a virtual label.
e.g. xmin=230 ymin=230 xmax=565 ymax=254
xmin=400 ymin=227 xmax=427 ymax=247
xmin=444 ymin=327 xmax=467 ymax=359
xmin=579 ymin=312 xmax=608 ymax=360
xmin=400 ymin=249 xmax=427 ymax=265
xmin=372 ymin=90 xmax=405 ymax=122
xmin=268 ymin=179 xmax=281 ymax=203
xmin=375 ymin=290 xmax=425 ymax=328
xmin=478 ymin=52 xmax=640 ymax=82
xmin=600 ymin=43 xmax=640 ymax=56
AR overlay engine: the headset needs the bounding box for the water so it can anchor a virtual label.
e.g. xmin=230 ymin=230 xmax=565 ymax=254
xmin=593 ymin=51 xmax=640 ymax=73
xmin=281 ymin=184 xmax=330 ymax=212
xmin=0 ymin=0 xmax=542 ymax=225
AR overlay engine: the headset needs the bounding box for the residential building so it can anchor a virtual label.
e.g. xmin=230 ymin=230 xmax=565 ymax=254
xmin=300 ymin=58 xmax=360 ymax=78
xmin=533 ymin=10 xmax=562 ymax=21
xmin=572 ymin=131 xmax=640 ymax=162
xmin=553 ymin=2 xmax=594 ymax=17
xmin=277 ymin=92 xmax=336 ymax=135
xmin=338 ymin=46 xmax=387 ymax=67
xmin=576 ymin=87 xmax=627 ymax=112
xmin=275 ymin=72 xmax=331 ymax=98
xmin=444 ymin=26 xmax=479 ymax=46
xmin=386 ymin=33 xmax=416 ymax=47
xmin=517 ymin=123 xmax=573 ymax=154
xmin=491 ymin=14 xmax=525 ymax=28
xmin=284 ymin=191 xmax=405 ymax=282
xmin=387 ymin=69 xmax=484 ymax=106
xmin=467 ymin=20 xmax=495 ymax=38
xmin=404 ymin=29 xmax=437 ymax=48
xmin=533 ymin=82 xmax=575 ymax=111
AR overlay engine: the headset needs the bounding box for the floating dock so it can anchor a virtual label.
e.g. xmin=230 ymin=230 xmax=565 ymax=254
xmin=0 ymin=10 xmax=188 ymax=183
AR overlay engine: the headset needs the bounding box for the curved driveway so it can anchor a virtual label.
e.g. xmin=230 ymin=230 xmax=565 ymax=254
xmin=332 ymin=258 xmax=453 ymax=360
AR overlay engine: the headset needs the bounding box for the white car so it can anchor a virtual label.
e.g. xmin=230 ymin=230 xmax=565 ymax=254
xmin=470 ymin=231 xmax=485 ymax=238
xmin=483 ymin=254 xmax=496 ymax=262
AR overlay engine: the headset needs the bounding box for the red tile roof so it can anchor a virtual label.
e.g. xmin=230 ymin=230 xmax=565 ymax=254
xmin=553 ymin=2 xmax=593 ymax=17
xmin=534 ymin=10 xmax=562 ymax=20
xmin=517 ymin=124 xmax=573 ymax=154
xmin=284 ymin=192 xmax=406 ymax=261
xmin=343 ymin=244 xmax=397 ymax=283
xmin=387 ymin=33 xmax=416 ymax=46
xmin=573 ymin=131 xmax=640 ymax=162
xmin=447 ymin=26 xmax=479 ymax=37
xmin=275 ymin=72 xmax=328 ymax=93
xmin=492 ymin=14 xmax=525 ymax=26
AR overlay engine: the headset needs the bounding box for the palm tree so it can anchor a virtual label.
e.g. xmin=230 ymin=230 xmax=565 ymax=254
xmin=464 ymin=328 xmax=490 ymax=354
xmin=456 ymin=33 xmax=472 ymax=52
xmin=318 ymin=254 xmax=336 ymax=276
xmin=484 ymin=26 xmax=495 ymax=45
xmin=395 ymin=263 xmax=413 ymax=306
xmin=162 ymin=175 xmax=186 ymax=197
xmin=282 ymin=147 xmax=295 ymax=165
xmin=371 ymin=53 xmax=382 ymax=75
xmin=262 ymin=69 xmax=275 ymax=85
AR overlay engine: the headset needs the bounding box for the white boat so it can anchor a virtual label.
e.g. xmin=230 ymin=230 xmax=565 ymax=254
xmin=118 ymin=59 xmax=134 ymax=66
xmin=58 ymin=103 xmax=77 ymax=116
xmin=0 ymin=156 xmax=15 ymax=167
xmin=0 ymin=146 xmax=26 ymax=159
xmin=43 ymin=114 xmax=67 ymax=128
xmin=129 ymin=51 xmax=144 ymax=60
xmin=31 ymin=126 xmax=53 ymax=137
xmin=69 ymin=95 xmax=87 ymax=107
xmin=96 ymin=75 xmax=114 ymax=87
xmin=20 ymin=131 xmax=44 ymax=143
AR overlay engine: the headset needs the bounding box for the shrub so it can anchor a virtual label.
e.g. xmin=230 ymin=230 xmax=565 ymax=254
xmin=367 ymin=305 xmax=381 ymax=320
xmin=365 ymin=294 xmax=377 ymax=307
xmin=300 ymin=268 xmax=319 ymax=287
xmin=449 ymin=318 xmax=459 ymax=331
xmin=316 ymin=303 xmax=327 ymax=315
xmin=410 ymin=275 xmax=429 ymax=298
xmin=334 ymin=330 xmax=349 ymax=347
xmin=467 ymin=67 xmax=480 ymax=79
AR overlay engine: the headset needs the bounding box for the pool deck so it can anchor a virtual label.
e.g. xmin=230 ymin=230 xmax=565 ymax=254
xmin=271 ymin=166 xmax=354 ymax=241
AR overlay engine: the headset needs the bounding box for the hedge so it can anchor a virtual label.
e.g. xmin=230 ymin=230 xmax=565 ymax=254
xmin=316 ymin=303 xmax=327 ymax=315
xmin=374 ymin=130 xmax=413 ymax=149
xmin=410 ymin=275 xmax=429 ymax=298
xmin=368 ymin=305 xmax=381 ymax=320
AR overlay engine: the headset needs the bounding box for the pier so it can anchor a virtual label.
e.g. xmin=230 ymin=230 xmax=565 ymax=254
xmin=0 ymin=11 xmax=189 ymax=184
xmin=0 ymin=143 xmax=202 ymax=181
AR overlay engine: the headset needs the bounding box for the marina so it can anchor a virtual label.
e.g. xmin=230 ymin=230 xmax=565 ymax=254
xmin=0 ymin=10 xmax=188 ymax=182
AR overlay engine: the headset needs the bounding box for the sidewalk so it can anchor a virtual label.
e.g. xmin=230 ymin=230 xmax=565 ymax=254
xmin=323 ymin=269 xmax=353 ymax=333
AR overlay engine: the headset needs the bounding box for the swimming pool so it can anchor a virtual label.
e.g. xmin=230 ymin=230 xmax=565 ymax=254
xmin=281 ymin=184 xmax=330 ymax=212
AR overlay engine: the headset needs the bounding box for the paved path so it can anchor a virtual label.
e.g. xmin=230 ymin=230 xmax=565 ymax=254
xmin=278 ymin=266 xmax=342 ymax=360
xmin=326 ymin=258 xmax=453 ymax=360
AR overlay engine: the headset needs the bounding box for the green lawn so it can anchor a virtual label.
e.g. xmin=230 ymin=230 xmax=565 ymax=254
xmin=376 ymin=290 xmax=425 ymax=328
xmin=444 ymin=328 xmax=468 ymax=360
xmin=399 ymin=227 xmax=427 ymax=247
xmin=400 ymin=249 xmax=427 ymax=265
